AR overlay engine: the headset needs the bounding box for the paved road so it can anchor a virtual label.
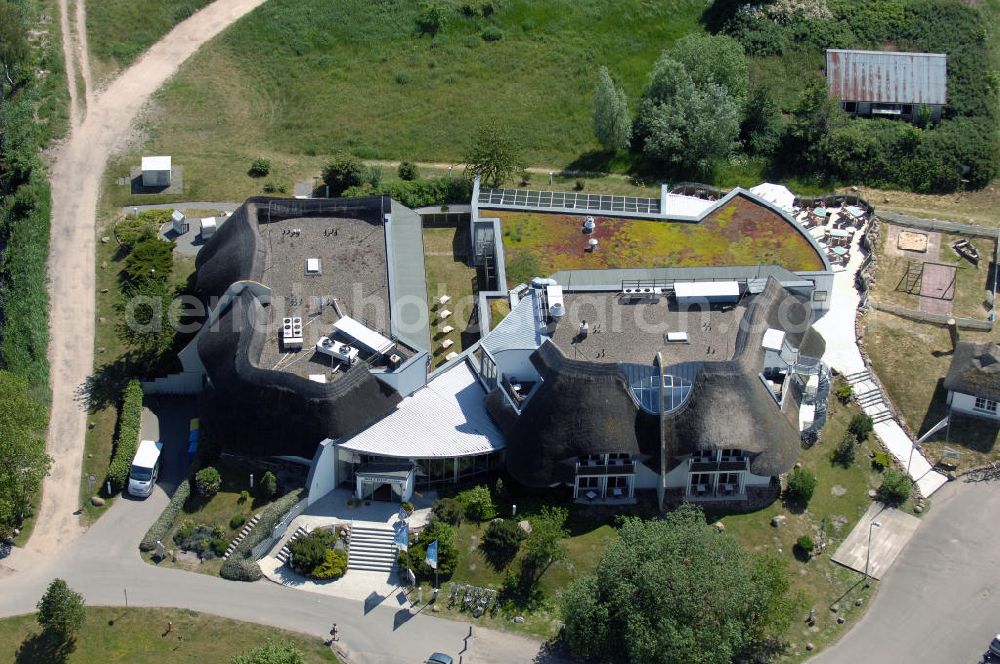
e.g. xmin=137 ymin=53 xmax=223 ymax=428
xmin=1 ymin=400 xmax=554 ymax=663
xmin=812 ymin=479 xmax=1000 ymax=664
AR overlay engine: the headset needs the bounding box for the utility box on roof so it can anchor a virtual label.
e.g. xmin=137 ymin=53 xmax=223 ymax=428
xmin=171 ymin=209 xmax=188 ymax=235
xmin=201 ymin=217 xmax=217 ymax=239
xmin=141 ymin=156 xmax=172 ymax=187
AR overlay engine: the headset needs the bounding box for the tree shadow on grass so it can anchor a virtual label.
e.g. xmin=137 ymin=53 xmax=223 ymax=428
xmin=15 ymin=632 xmax=75 ymax=664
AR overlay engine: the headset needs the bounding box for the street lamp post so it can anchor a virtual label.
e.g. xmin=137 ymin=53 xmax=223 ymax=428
xmin=864 ymin=520 xmax=882 ymax=586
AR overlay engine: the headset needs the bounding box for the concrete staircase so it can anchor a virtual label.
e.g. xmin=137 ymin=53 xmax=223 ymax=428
xmin=223 ymin=513 xmax=261 ymax=559
xmin=275 ymin=526 xmax=308 ymax=566
xmin=347 ymin=524 xmax=398 ymax=572
xmin=845 ymin=370 xmax=895 ymax=424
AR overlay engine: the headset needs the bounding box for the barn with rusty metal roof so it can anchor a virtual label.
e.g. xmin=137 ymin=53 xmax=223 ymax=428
xmin=826 ymin=49 xmax=947 ymax=123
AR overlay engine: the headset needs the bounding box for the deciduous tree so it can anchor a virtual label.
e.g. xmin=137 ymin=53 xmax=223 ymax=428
xmin=463 ymin=119 xmax=525 ymax=188
xmin=36 ymin=579 xmax=85 ymax=642
xmin=0 ymin=371 xmax=50 ymax=538
xmin=561 ymin=506 xmax=795 ymax=663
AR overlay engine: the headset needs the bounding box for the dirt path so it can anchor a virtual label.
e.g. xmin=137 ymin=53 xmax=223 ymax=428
xmin=74 ymin=0 xmax=93 ymax=111
xmin=30 ymin=0 xmax=269 ymax=555
xmin=57 ymin=0 xmax=80 ymax=126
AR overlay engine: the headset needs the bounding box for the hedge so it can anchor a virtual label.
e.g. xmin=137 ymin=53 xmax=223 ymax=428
xmin=105 ymin=380 xmax=144 ymax=494
xmin=220 ymin=487 xmax=305 ymax=582
xmin=139 ymin=479 xmax=191 ymax=551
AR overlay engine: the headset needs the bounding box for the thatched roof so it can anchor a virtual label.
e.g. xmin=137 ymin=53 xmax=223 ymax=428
xmin=944 ymin=341 xmax=1000 ymax=402
xmin=197 ymin=290 xmax=401 ymax=458
xmin=503 ymin=342 xmax=660 ymax=487
xmin=500 ymin=278 xmax=816 ymax=485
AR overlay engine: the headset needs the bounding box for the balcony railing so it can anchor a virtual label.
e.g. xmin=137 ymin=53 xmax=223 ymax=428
xmin=576 ymin=463 xmax=635 ymax=476
xmin=689 ymin=458 xmax=748 ymax=473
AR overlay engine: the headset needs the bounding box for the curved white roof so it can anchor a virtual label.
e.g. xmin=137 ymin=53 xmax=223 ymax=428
xmin=336 ymin=360 xmax=504 ymax=459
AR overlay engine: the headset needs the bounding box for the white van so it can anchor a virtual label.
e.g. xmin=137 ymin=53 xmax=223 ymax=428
xmin=128 ymin=439 xmax=163 ymax=498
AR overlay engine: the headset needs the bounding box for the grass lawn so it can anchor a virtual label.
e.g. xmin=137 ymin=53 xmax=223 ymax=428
xmin=145 ymin=457 xmax=278 ymax=576
xmin=0 ymin=607 xmax=336 ymax=663
xmin=708 ymin=395 xmax=920 ymax=662
xmin=487 ymin=298 xmax=510 ymax=329
xmin=85 ymin=0 xmax=213 ymax=82
xmin=424 ymin=226 xmax=479 ymax=368
xmin=496 ymin=195 xmax=825 ymax=285
xmin=864 ymin=311 xmax=1000 ymax=469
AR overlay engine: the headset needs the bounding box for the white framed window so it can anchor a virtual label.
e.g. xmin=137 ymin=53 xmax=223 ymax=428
xmin=974 ymin=397 xmax=998 ymax=413
xmin=721 ymin=448 xmax=743 ymax=462
xmin=689 ymin=473 xmax=712 ymax=495
xmin=577 ymin=476 xmax=600 ymax=489
xmin=607 ymin=476 xmax=628 ymax=489
xmin=608 ymin=453 xmax=631 ymax=465
xmin=692 ymin=449 xmax=715 ymax=463
xmin=718 ymin=473 xmax=741 ymax=495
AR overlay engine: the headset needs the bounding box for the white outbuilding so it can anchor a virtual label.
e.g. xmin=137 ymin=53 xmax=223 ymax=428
xmin=171 ymin=209 xmax=188 ymax=234
xmin=141 ymin=156 xmax=172 ymax=187
xmin=200 ymin=217 xmax=217 ymax=239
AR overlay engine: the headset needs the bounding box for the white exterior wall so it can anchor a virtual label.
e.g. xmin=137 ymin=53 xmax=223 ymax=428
xmin=305 ymin=438 xmax=338 ymax=505
xmin=949 ymin=391 xmax=1000 ymax=420
xmin=493 ymin=349 xmax=540 ymax=383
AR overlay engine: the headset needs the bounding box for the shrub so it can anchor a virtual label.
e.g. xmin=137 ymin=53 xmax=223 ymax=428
xmin=322 ymin=153 xmax=367 ymax=197
xmin=258 ymin=471 xmax=278 ymax=501
xmin=395 ymin=71 xmax=411 ymax=85
xmin=195 ymin=466 xmax=222 ymax=498
xmin=211 ymin=538 xmax=228 ymax=556
xmin=573 ymin=178 xmax=585 ymax=191
xmin=833 ymin=431 xmax=857 ymax=467
xmin=231 ymin=639 xmax=307 ymax=664
xmin=238 ymin=490 xmax=250 ymax=504
xmin=397 ymin=518 xmax=458 ymax=578
xmin=288 ymin=528 xmax=337 ymax=576
xmin=416 ymin=0 xmax=447 ymax=36
xmin=879 ymin=469 xmax=912 ymax=505
xmin=123 ymin=236 xmax=174 ymax=286
xmin=312 ymin=548 xmax=348 ymax=580
xmin=795 ymin=535 xmax=814 ymax=557
xmin=785 ymin=468 xmax=817 ymax=504
xmin=220 ymin=488 xmax=306 ymax=582
xmin=140 ymin=479 xmax=190 ymax=551
xmin=871 ymin=449 xmax=893 ymax=471
xmin=262 ymin=181 xmax=277 ymax=193
xmin=397 ymin=161 xmax=419 ymax=181
xmin=401 ymin=500 xmax=414 ymax=514
xmin=230 ymin=514 xmax=247 ymax=530
xmin=116 ymin=210 xmax=168 ymax=248
xmin=432 ymin=497 xmax=462 ymax=525
xmin=481 ymin=518 xmax=525 ymax=568
xmin=247 ymin=158 xmax=271 ymax=178
xmin=834 ymin=382 xmax=852 ymax=404
xmin=461 ymin=485 xmax=496 ymax=521
xmin=105 ymin=380 xmax=144 ymax=494
xmin=848 ymin=413 xmax=874 ymax=442
xmin=481 ymin=26 xmax=503 ymax=41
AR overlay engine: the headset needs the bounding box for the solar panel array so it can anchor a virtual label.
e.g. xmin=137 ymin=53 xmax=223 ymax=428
xmin=478 ymin=187 xmax=660 ymax=214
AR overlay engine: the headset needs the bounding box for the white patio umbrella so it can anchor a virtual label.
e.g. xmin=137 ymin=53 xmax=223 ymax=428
xmin=749 ymin=182 xmax=796 ymax=213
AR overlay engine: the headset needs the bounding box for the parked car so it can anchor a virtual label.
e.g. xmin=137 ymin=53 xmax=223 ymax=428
xmin=426 ymin=654 xmax=453 ymax=664
xmin=128 ymin=439 xmax=163 ymax=498
xmin=985 ymin=634 xmax=1000 ymax=662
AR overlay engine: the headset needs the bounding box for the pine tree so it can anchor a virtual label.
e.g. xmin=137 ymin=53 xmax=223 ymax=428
xmin=592 ymin=66 xmax=631 ymax=152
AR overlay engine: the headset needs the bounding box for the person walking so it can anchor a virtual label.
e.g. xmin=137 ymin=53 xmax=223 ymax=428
xmin=329 ymin=623 xmax=339 ymax=642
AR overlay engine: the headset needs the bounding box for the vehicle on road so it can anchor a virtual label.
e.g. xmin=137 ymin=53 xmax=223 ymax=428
xmin=985 ymin=634 xmax=1000 ymax=662
xmin=426 ymin=653 xmax=453 ymax=664
xmin=128 ymin=439 xmax=163 ymax=498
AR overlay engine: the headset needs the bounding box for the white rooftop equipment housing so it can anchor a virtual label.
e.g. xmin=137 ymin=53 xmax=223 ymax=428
xmin=673 ymin=281 xmax=740 ymax=303
xmin=141 ymin=156 xmax=172 ymax=187
xmin=282 ymin=316 xmax=303 ymax=349
xmin=332 ymin=315 xmax=394 ymax=356
xmin=546 ymin=284 xmax=565 ymax=320
xmin=315 ymin=336 xmax=358 ymax=365
xmin=762 ymin=328 xmax=787 ymax=352
xmin=305 ymin=258 xmax=322 ymax=275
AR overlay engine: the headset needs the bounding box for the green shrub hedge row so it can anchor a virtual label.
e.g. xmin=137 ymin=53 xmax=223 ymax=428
xmin=139 ymin=479 xmax=191 ymax=551
xmin=342 ymin=176 xmax=472 ymax=209
xmin=105 ymin=380 xmax=144 ymax=493
xmin=220 ymin=487 xmax=305 ymax=582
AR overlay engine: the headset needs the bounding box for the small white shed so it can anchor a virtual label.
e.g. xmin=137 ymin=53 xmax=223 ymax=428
xmin=141 ymin=156 xmax=172 ymax=187
xmin=201 ymin=217 xmax=217 ymax=239
xmin=171 ymin=209 xmax=188 ymax=234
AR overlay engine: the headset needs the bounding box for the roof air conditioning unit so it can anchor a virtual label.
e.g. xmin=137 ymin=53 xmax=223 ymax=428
xmin=549 ymin=302 xmax=565 ymax=320
xmin=583 ymin=216 xmax=596 ymax=232
xmin=388 ymin=353 xmax=402 ymax=369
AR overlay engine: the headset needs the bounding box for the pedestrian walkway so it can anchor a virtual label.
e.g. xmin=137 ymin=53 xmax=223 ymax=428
xmin=813 ymin=223 xmax=948 ymax=497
